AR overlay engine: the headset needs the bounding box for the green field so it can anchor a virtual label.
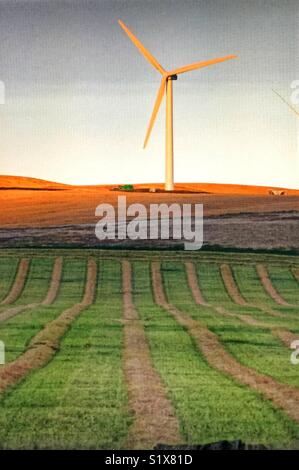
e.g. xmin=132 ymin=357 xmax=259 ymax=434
xmin=0 ymin=249 xmax=299 ymax=449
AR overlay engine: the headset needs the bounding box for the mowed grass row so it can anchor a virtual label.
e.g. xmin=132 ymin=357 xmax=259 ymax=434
xmin=232 ymin=264 xmax=299 ymax=325
xmin=233 ymin=264 xmax=299 ymax=316
xmin=266 ymin=265 xmax=299 ymax=305
xmin=0 ymin=260 xmax=130 ymax=449
xmin=0 ymin=259 xmax=86 ymax=363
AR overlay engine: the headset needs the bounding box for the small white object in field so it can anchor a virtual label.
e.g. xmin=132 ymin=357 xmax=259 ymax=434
xmin=268 ymin=189 xmax=286 ymax=196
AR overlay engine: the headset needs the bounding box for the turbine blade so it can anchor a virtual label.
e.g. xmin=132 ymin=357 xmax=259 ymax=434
xmin=118 ymin=20 xmax=165 ymax=75
xmin=272 ymin=89 xmax=299 ymax=117
xmin=143 ymin=77 xmax=166 ymax=148
xmin=169 ymin=54 xmax=237 ymax=75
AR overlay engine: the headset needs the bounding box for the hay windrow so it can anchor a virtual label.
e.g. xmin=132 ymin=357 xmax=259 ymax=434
xmin=122 ymin=260 xmax=181 ymax=450
xmin=1 ymin=259 xmax=30 ymax=305
xmin=184 ymin=262 xmax=208 ymax=306
xmin=220 ymin=264 xmax=248 ymax=306
xmin=42 ymin=257 xmax=63 ymax=305
xmin=256 ymin=264 xmax=290 ymax=306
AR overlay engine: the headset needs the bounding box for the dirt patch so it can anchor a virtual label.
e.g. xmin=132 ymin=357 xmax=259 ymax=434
xmin=0 ymin=258 xmax=96 ymax=393
xmin=1 ymin=259 xmax=30 ymax=305
xmin=42 ymin=257 xmax=63 ymax=306
xmin=256 ymin=264 xmax=290 ymax=306
xmin=151 ymin=261 xmax=299 ymax=423
xmin=122 ymin=260 xmax=181 ymax=449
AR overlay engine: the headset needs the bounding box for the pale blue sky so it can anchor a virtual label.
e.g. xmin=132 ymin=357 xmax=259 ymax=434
xmin=0 ymin=0 xmax=298 ymax=187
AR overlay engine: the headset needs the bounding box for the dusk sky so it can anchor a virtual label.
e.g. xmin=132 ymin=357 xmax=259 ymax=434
xmin=0 ymin=0 xmax=298 ymax=187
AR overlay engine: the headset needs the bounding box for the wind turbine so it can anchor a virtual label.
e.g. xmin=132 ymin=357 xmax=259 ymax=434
xmin=272 ymin=89 xmax=299 ymax=117
xmin=119 ymin=19 xmax=237 ymax=191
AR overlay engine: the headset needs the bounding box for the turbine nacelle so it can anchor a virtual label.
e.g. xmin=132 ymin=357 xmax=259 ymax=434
xmin=167 ymin=75 xmax=178 ymax=81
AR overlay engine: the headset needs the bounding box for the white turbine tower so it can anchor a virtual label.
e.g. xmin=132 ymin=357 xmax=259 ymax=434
xmin=119 ymin=20 xmax=237 ymax=191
